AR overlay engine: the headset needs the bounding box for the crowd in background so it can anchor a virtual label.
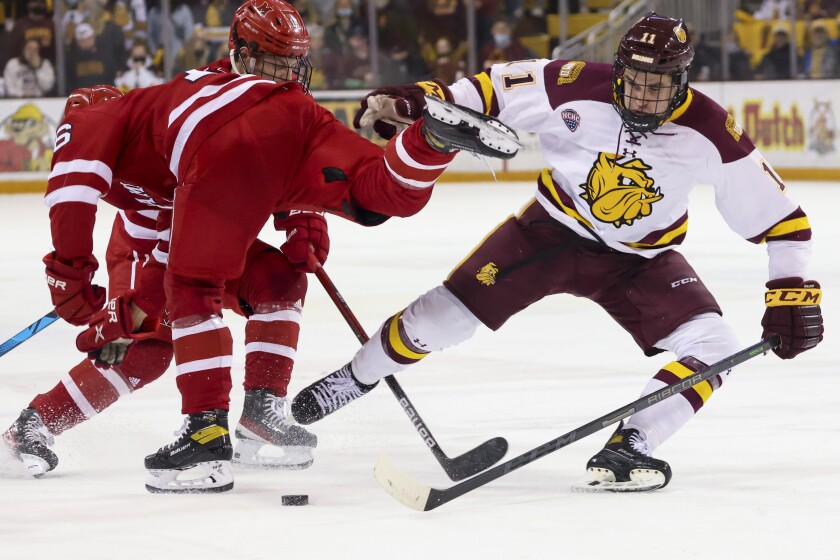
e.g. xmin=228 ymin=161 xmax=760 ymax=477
xmin=0 ymin=0 xmax=837 ymax=98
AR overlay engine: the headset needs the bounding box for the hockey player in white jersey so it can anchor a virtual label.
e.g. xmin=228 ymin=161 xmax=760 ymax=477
xmin=291 ymin=12 xmax=824 ymax=492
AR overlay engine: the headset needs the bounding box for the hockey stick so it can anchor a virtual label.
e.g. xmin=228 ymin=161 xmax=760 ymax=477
xmin=374 ymin=335 xmax=781 ymax=511
xmin=0 ymin=311 xmax=60 ymax=358
xmin=307 ymin=255 xmax=509 ymax=481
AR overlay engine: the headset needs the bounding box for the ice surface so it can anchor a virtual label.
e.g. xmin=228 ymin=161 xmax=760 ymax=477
xmin=1 ymin=181 xmax=837 ymax=559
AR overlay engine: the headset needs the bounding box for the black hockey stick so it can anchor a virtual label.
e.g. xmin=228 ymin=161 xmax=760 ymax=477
xmin=0 ymin=311 xmax=59 ymax=358
xmin=374 ymin=336 xmax=780 ymax=510
xmin=308 ymin=256 xmax=508 ymax=481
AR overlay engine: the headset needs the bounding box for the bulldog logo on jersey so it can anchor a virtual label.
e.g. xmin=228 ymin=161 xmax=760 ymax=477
xmin=561 ymin=109 xmax=580 ymax=132
xmin=579 ymin=152 xmax=663 ymax=228
xmin=476 ymin=262 xmax=499 ymax=286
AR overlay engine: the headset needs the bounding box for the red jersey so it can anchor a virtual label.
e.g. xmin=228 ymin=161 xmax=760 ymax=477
xmin=45 ymin=67 xmax=454 ymax=311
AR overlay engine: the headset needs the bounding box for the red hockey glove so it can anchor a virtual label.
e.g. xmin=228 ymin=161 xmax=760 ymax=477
xmin=275 ymin=211 xmax=330 ymax=273
xmin=761 ymin=278 xmax=823 ymax=359
xmin=43 ymin=252 xmax=106 ymax=326
xmin=353 ymin=79 xmax=453 ymax=140
xmin=76 ymin=291 xmax=159 ymax=367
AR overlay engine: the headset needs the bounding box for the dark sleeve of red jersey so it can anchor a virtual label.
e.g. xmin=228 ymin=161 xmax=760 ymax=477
xmin=132 ymin=208 xmax=171 ymax=318
xmin=45 ymin=109 xmax=126 ymax=263
xmin=294 ymin=105 xmax=455 ymax=224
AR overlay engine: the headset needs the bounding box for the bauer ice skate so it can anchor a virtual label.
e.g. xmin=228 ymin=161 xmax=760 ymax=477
xmin=144 ymin=409 xmax=234 ymax=494
xmin=572 ymin=423 xmax=672 ymax=492
xmin=233 ymin=389 xmax=317 ymax=469
xmin=421 ymin=95 xmax=521 ymax=159
xmin=2 ymin=408 xmax=58 ymax=477
xmin=291 ymin=364 xmax=377 ymax=425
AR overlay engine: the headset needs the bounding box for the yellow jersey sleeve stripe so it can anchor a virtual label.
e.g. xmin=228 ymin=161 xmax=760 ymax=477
xmin=475 ymin=72 xmax=495 ymax=115
xmin=763 ymin=217 xmax=811 ymax=242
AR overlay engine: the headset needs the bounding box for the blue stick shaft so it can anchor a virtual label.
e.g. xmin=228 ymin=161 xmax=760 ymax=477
xmin=0 ymin=311 xmax=60 ymax=358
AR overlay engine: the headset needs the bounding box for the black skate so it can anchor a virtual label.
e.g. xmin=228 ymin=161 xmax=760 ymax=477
xmin=233 ymin=389 xmax=317 ymax=470
xmin=145 ymin=410 xmax=234 ymax=494
xmin=291 ymin=364 xmax=378 ymax=425
xmin=2 ymin=408 xmax=58 ymax=477
xmin=422 ymin=95 xmax=521 ymax=159
xmin=572 ymin=424 xmax=672 ymax=493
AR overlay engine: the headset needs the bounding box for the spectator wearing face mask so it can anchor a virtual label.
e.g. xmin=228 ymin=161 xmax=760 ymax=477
xmin=324 ymin=0 xmax=363 ymax=55
xmin=3 ymin=37 xmax=56 ymax=97
xmin=478 ymin=18 xmax=534 ymax=69
xmin=174 ymin=25 xmax=212 ymax=74
xmin=115 ymin=42 xmax=163 ymax=91
xmin=8 ymin=0 xmax=56 ymax=66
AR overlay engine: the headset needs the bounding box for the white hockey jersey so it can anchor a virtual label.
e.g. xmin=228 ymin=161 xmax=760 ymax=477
xmin=447 ymin=59 xmax=812 ymax=265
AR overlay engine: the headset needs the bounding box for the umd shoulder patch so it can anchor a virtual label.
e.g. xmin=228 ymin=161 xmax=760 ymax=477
xmin=725 ymin=113 xmax=743 ymax=142
xmin=557 ymin=61 xmax=585 ymax=85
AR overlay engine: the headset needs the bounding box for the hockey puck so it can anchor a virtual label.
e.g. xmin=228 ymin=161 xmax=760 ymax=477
xmin=282 ymin=494 xmax=309 ymax=506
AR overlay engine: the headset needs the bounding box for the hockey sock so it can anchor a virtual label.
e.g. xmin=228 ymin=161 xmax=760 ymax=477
xmin=624 ymin=357 xmax=721 ymax=451
xmin=172 ymin=315 xmax=233 ymax=413
xmin=242 ymin=305 xmax=302 ymax=397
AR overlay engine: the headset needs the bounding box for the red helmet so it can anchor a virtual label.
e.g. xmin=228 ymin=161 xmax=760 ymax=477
xmin=64 ymin=85 xmax=123 ymax=117
xmin=229 ymin=0 xmax=313 ymax=91
xmin=612 ymin=12 xmax=694 ymax=132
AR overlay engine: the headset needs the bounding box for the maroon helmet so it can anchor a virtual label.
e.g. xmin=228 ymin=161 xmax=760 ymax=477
xmin=612 ymin=12 xmax=694 ymax=132
xmin=229 ymin=0 xmax=313 ymax=92
xmin=64 ymin=85 xmax=123 ymax=117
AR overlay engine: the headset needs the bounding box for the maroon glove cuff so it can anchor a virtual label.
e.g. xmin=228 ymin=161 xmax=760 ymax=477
xmin=761 ymin=278 xmax=823 ymax=359
xmin=353 ymin=79 xmax=453 ymax=139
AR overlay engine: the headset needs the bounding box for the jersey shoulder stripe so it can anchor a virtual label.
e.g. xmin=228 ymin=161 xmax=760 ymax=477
xmin=543 ymin=60 xmax=613 ymax=110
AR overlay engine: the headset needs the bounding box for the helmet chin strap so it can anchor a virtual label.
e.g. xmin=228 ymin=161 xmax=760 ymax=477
xmin=230 ymin=48 xmax=257 ymax=75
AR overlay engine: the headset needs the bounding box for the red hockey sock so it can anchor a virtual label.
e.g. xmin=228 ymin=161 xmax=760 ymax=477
xmin=172 ymin=315 xmax=233 ymax=413
xmin=243 ymin=306 xmax=301 ymax=397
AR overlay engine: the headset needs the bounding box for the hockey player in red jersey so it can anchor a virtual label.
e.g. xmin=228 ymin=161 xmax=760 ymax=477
xmin=3 ymin=0 xmax=519 ymax=492
xmin=4 ymin=87 xmax=323 ymax=474
xmin=292 ymin=12 xmax=824 ymax=492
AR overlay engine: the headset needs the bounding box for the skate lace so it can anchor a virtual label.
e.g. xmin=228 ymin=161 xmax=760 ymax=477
xmin=472 ymin=153 xmax=498 ymax=182
xmin=627 ymin=431 xmax=652 ymax=456
xmin=263 ymin=394 xmax=292 ymax=427
xmin=23 ymin=415 xmax=54 ymax=447
xmin=163 ymin=417 xmax=191 ymax=449
xmin=312 ymin=367 xmax=365 ymax=413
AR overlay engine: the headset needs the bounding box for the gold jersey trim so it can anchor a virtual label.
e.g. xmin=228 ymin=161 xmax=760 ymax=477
xmin=622 ymin=219 xmax=689 ymax=249
xmin=762 ymin=216 xmax=811 ymax=243
xmin=475 ymin=72 xmax=495 ymax=115
xmin=539 ymin=168 xmax=593 ymax=228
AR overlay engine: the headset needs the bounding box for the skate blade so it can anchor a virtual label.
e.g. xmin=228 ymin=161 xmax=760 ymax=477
xmin=145 ymin=460 xmax=234 ymax=494
xmin=571 ymin=467 xmax=667 ymax=493
xmin=424 ymin=95 xmax=520 ymax=158
xmin=19 ymin=453 xmax=51 ymax=478
xmin=232 ymin=440 xmax=314 ymax=470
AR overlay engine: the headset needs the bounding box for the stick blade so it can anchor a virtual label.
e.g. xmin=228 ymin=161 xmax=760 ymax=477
xmin=374 ymin=455 xmax=433 ymax=511
xmin=445 ymin=436 xmax=509 ymax=481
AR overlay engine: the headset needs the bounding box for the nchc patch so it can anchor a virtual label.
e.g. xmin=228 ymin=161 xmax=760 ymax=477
xmin=561 ymin=109 xmax=581 ymax=132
